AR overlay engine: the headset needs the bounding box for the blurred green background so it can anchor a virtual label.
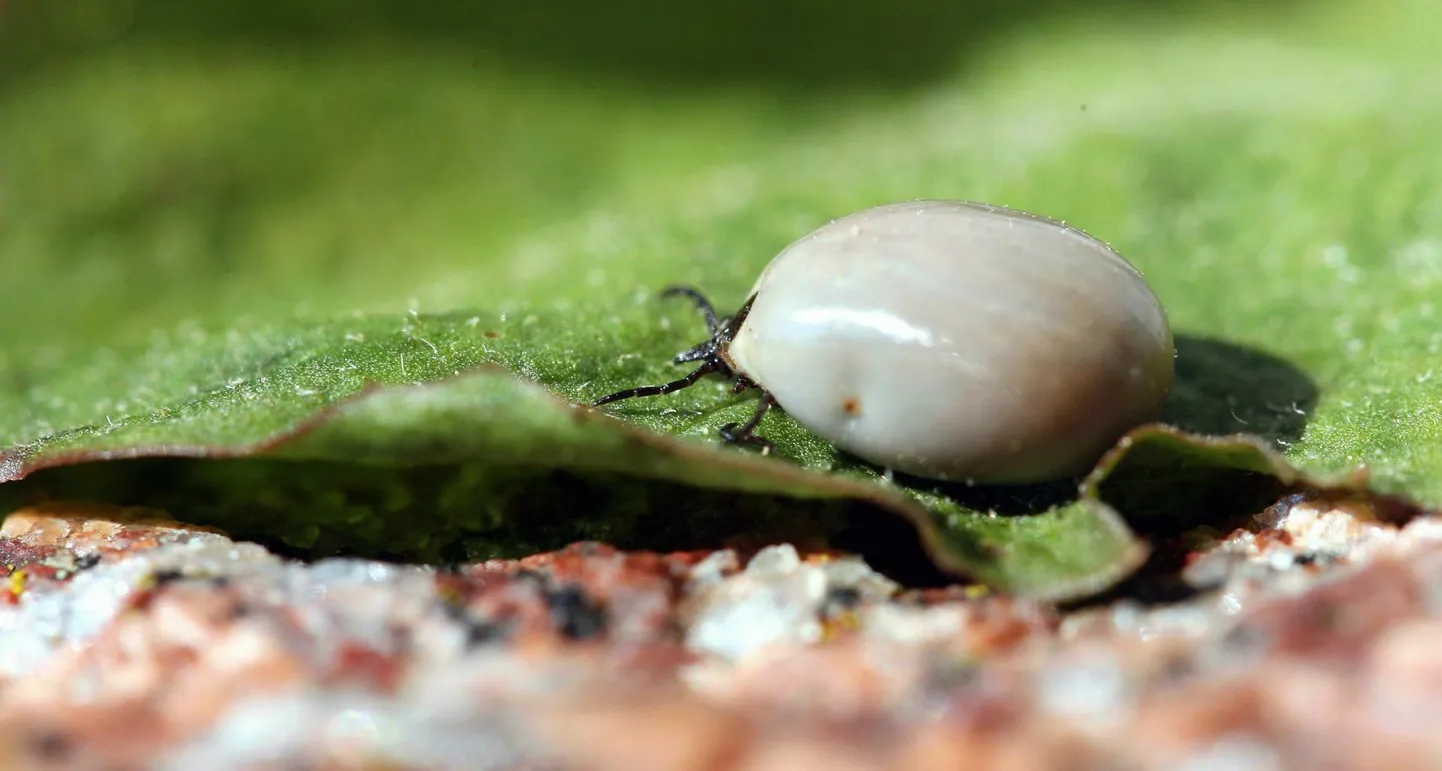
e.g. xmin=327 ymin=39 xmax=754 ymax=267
xmin=0 ymin=0 xmax=1331 ymax=354
xmin=5 ymin=0 xmax=1442 ymax=505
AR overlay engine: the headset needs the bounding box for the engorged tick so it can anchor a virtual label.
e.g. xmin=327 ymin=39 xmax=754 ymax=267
xmin=592 ymin=200 xmax=1175 ymax=484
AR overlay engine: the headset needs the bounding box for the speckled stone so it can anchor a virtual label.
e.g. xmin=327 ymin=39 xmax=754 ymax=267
xmin=3 ymin=496 xmax=1442 ymax=770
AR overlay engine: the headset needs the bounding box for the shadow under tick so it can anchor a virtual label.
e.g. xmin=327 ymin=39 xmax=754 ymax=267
xmin=1162 ymin=334 xmax=1319 ymax=447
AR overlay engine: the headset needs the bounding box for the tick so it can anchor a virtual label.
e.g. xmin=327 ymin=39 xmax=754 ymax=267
xmin=592 ymin=200 xmax=1174 ymax=484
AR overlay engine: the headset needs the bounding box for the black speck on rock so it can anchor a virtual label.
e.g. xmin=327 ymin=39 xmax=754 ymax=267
xmin=545 ymin=584 xmax=609 ymax=641
xmin=151 ymin=568 xmax=188 ymax=585
xmin=29 ymin=731 xmax=72 ymax=761
xmin=822 ymin=585 xmax=863 ymax=617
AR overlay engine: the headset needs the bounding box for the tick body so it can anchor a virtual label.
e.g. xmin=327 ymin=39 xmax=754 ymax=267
xmin=594 ymin=200 xmax=1175 ymax=484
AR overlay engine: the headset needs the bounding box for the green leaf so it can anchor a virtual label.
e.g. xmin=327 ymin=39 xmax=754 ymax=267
xmin=3 ymin=0 xmax=1441 ymax=600
xmin=0 ymin=314 xmax=1146 ymax=600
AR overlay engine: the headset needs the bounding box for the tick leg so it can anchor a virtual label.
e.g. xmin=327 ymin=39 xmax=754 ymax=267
xmin=719 ymin=392 xmax=777 ymax=454
xmin=660 ymin=285 xmax=720 ymax=334
xmin=730 ymin=374 xmax=759 ymax=394
xmin=673 ymin=339 xmax=714 ymax=365
xmin=592 ymin=362 xmax=718 ymax=407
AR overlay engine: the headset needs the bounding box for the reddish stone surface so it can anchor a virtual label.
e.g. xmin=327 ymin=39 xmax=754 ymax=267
xmin=2 ymin=496 xmax=1442 ymax=770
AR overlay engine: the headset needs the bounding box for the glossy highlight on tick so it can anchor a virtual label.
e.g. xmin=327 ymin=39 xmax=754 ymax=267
xmin=592 ymin=200 xmax=1176 ymax=484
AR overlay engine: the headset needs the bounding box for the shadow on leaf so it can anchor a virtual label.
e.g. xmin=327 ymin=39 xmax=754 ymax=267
xmin=1163 ymin=334 xmax=1319 ymax=447
xmin=1084 ymin=335 xmax=1319 ymax=534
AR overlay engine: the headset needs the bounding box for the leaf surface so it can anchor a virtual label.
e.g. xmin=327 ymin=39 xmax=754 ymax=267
xmin=3 ymin=0 xmax=1440 ymax=598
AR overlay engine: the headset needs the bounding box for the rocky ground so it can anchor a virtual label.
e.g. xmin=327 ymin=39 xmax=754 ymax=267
xmin=2 ymin=491 xmax=1441 ymax=771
